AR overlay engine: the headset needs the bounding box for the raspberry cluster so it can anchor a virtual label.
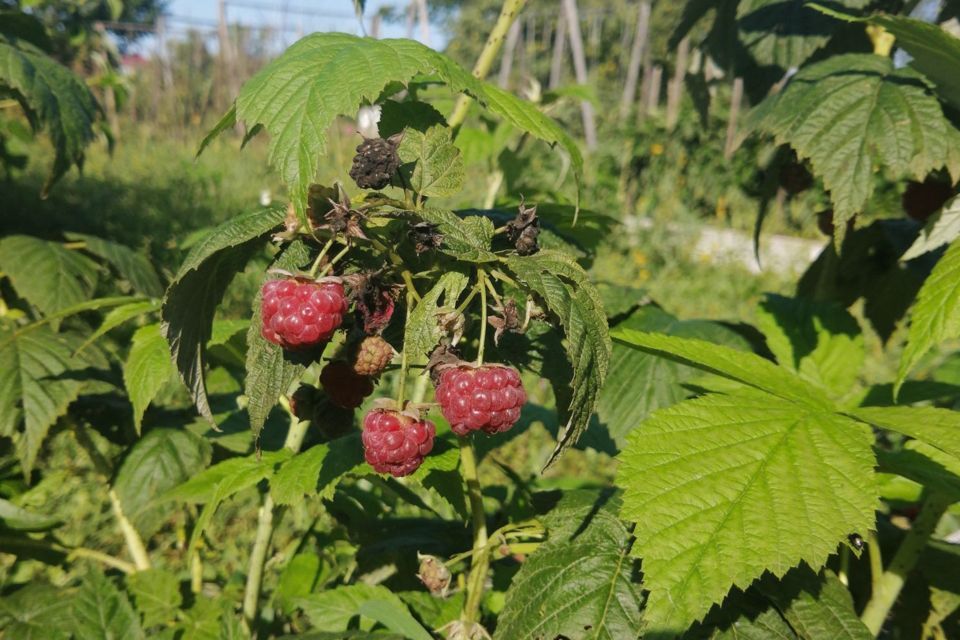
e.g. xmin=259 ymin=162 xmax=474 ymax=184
xmin=260 ymin=279 xmax=347 ymax=349
xmin=361 ymin=409 xmax=436 ymax=477
xmin=435 ymin=364 xmax=526 ymax=436
xmin=320 ymin=360 xmax=375 ymax=409
xmin=352 ymin=336 xmax=394 ymax=376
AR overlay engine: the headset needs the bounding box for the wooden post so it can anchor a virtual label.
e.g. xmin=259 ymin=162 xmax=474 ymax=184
xmin=498 ymin=19 xmax=521 ymax=88
xmin=619 ymin=1 xmax=651 ymax=123
xmin=370 ymin=12 xmax=382 ymax=39
xmin=646 ymin=64 xmax=662 ymax=116
xmin=416 ymin=0 xmax=430 ymax=45
xmin=637 ymin=61 xmax=653 ymax=123
xmin=561 ymin=0 xmax=597 ymax=150
xmin=405 ymin=1 xmax=415 ymax=39
xmin=548 ymin=13 xmax=566 ymax=90
xmin=665 ymin=36 xmax=689 ymax=130
xmin=724 ymin=76 xmax=744 ymax=159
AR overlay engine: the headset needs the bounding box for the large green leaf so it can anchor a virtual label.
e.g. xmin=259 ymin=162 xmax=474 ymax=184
xmin=495 ymin=490 xmax=642 ymax=640
xmin=617 ymin=388 xmax=877 ymax=634
xmin=504 ymin=250 xmax=610 ymax=464
xmin=758 ymin=567 xmax=871 ymax=639
xmin=221 ymin=33 xmax=581 ymax=220
xmin=0 ymin=325 xmax=86 ymax=475
xmin=123 ymin=324 xmax=175 ymax=432
xmin=902 ymin=195 xmax=960 ymax=261
xmin=0 ymin=235 xmax=99 ymax=317
xmin=753 ymin=54 xmax=956 ymax=239
xmin=876 ymin=440 xmax=960 ymax=501
xmin=898 ymin=238 xmax=960 ymax=390
xmin=65 ymin=232 xmax=164 ymax=297
xmin=270 ymin=433 xmax=366 ymax=506
xmin=591 ymin=306 xmax=748 ymax=454
xmin=0 ymin=582 xmax=73 ymax=640
xmin=0 ymin=497 xmax=60 ymax=531
xmin=755 ymin=294 xmax=864 ymax=396
xmin=161 ymin=205 xmax=286 ymax=423
xmin=0 ymin=39 xmax=99 ymax=193
xmin=113 ymin=428 xmax=212 ymax=539
xmin=413 ymin=209 xmax=498 ymax=263
xmin=73 ymin=570 xmax=145 ymax=640
xmin=397 ymin=125 xmax=464 ymax=198
xmin=245 ymin=240 xmax=312 ymax=438
xmin=848 ymin=405 xmax=960 ymax=461
xmin=76 ymin=299 xmax=160 ymax=353
xmin=736 ymin=0 xmax=868 ymax=70
xmin=296 ymin=583 xmax=430 ymax=638
xmin=611 ymin=329 xmax=831 ymax=408
xmin=403 ymin=271 xmax=468 ymax=364
xmin=125 ymin=569 xmax=182 ymax=629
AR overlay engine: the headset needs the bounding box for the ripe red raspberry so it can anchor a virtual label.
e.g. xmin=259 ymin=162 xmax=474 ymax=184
xmin=260 ymin=278 xmax=348 ymax=349
xmin=361 ymin=409 xmax=435 ymax=477
xmin=352 ymin=336 xmax=394 ymax=376
xmin=435 ymin=364 xmax=526 ymax=436
xmin=320 ymin=360 xmax=374 ymax=409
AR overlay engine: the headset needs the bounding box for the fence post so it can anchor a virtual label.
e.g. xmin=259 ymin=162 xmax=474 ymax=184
xmin=665 ymin=36 xmax=689 ymax=130
xmin=724 ymin=77 xmax=744 ymax=159
xmin=548 ymin=13 xmax=566 ymax=90
xmin=619 ymin=1 xmax=651 ymax=123
xmin=561 ymin=0 xmax=597 ymax=150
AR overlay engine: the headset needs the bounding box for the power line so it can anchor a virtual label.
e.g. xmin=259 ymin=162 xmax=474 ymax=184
xmin=224 ymin=0 xmax=356 ymax=20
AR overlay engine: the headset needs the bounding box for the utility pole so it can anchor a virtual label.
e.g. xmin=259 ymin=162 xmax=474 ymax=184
xmin=561 ymin=0 xmax=597 ymax=150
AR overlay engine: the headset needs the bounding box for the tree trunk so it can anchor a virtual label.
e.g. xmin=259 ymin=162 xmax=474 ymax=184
xmin=665 ymin=36 xmax=689 ymax=130
xmin=561 ymin=0 xmax=597 ymax=150
xmin=619 ymin=1 xmax=651 ymax=123
xmin=548 ymin=14 xmax=566 ymax=90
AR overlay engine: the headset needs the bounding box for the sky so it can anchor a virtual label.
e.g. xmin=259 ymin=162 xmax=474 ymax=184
xmin=161 ymin=0 xmax=447 ymax=50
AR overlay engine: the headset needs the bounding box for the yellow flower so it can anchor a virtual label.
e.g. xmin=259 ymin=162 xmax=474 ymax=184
xmin=650 ymin=143 xmax=664 ymax=156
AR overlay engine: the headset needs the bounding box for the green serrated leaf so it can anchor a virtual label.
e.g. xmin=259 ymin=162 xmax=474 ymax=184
xmin=357 ymin=598 xmax=432 ymax=640
xmin=75 ymin=299 xmax=160 ymax=353
xmin=592 ymin=306 xmax=748 ymax=454
xmin=113 ymin=429 xmax=211 ymax=539
xmin=848 ymin=405 xmax=960 ymax=461
xmin=403 ymin=271 xmax=468 ymax=365
xmin=758 ymin=567 xmax=871 ymax=640
xmin=124 ymin=324 xmax=175 ymax=431
xmin=0 ymin=10 xmax=53 ymax=51
xmin=495 ymin=490 xmax=642 ymax=640
xmin=378 ymin=99 xmax=446 ymax=137
xmin=897 ymin=238 xmax=960 ymax=390
xmin=611 ymin=329 xmax=831 ymax=408
xmin=876 ymin=440 xmax=960 ymax=501
xmin=0 ymin=497 xmax=60 ymax=531
xmin=271 ymin=433 xmax=366 ymax=506
xmin=224 ymin=33 xmax=581 ymax=217
xmin=0 ymin=325 xmax=86 ymax=475
xmin=65 ymin=232 xmax=164 ymax=297
xmin=505 ymin=251 xmax=610 ymax=465
xmin=737 ymin=0 xmax=867 ymax=70
xmin=617 ymin=389 xmax=877 ymax=633
xmin=161 ymin=205 xmax=287 ymax=423
xmin=246 ymin=240 xmax=312 ymax=438
xmin=296 ymin=584 xmax=420 ymax=634
xmin=73 ymin=570 xmax=145 ymax=640
xmin=756 ymin=294 xmax=864 ymax=396
xmin=398 ymin=125 xmax=464 ymax=197
xmin=902 ymin=195 xmax=960 ymax=260
xmin=126 ymin=569 xmax=182 ymax=629
xmin=0 ymin=235 xmax=99 ymax=317
xmin=753 ymin=54 xmax=953 ymax=237
xmin=414 ymin=209 xmax=498 ymax=262
xmin=0 ymin=39 xmax=99 ymax=193
xmin=0 ymin=582 xmax=73 ymax=640
xmin=166 ymin=450 xmax=291 ymax=504
xmin=275 ymin=553 xmax=321 ymax=614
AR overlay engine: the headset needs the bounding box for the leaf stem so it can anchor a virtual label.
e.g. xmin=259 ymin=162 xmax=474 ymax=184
xmin=67 ymin=547 xmax=138 ymax=574
xmin=459 ymin=437 xmax=490 ymax=624
xmin=860 ymin=491 xmax=952 ymax=636
xmin=477 ymin=268 xmax=488 ymax=365
xmin=242 ymin=401 xmax=310 ymax=630
xmin=448 ymin=0 xmax=530 ymax=132
xmin=316 ymin=243 xmax=350 ymax=278
xmin=308 ymin=237 xmax=335 ymax=277
xmin=109 ymin=489 xmax=151 ymax=571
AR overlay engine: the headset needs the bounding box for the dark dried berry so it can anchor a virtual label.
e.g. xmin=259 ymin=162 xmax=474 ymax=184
xmin=349 ymin=137 xmax=400 ymax=190
xmin=409 ymin=221 xmax=443 ymax=254
xmin=902 ymin=177 xmax=955 ymax=223
xmin=779 ymin=161 xmax=813 ymax=195
xmin=505 ymin=202 xmax=540 ymax=256
xmin=320 ymin=360 xmax=375 ymax=409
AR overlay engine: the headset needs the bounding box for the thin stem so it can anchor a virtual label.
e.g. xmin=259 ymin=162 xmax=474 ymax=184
xmin=455 ymin=285 xmax=480 ymax=315
xmin=448 ymin=0 xmax=529 ymax=132
xmin=109 ymin=489 xmax=151 ymax=571
xmin=308 ymin=237 xmax=335 ymax=277
xmin=241 ymin=404 xmax=310 ymax=630
xmin=483 ymin=273 xmax=504 ymax=308
xmin=860 ymin=492 xmax=952 ymax=636
xmin=459 ymin=438 xmax=489 ymax=624
xmin=316 ymin=244 xmax=350 ymax=278
xmin=401 ymin=269 xmax=422 ymax=302
xmin=397 ymin=292 xmax=414 ymax=407
xmin=67 ymin=547 xmax=137 ymax=574
xmin=838 ymin=546 xmax=850 ymax=587
xmin=476 ymin=269 xmax=488 ymax=366
xmin=190 ymin=548 xmax=203 ymax=593
xmin=867 ymin=530 xmax=883 ymax=600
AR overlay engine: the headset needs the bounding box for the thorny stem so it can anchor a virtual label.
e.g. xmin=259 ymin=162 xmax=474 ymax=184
xmin=109 ymin=489 xmax=151 ymax=571
xmin=448 ymin=0 xmax=529 ymax=132
xmin=477 ymin=268 xmax=488 ymax=366
xmin=459 ymin=438 xmax=489 ymax=624
xmin=242 ymin=400 xmax=310 ymax=632
xmin=307 ymin=237 xmax=335 ymax=277
xmin=860 ymin=492 xmax=952 ymax=636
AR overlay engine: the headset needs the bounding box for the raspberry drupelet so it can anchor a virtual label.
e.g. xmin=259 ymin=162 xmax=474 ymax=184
xmin=260 ymin=278 xmax=348 ymax=349
xmin=435 ymin=364 xmax=526 ymax=436
xmin=361 ymin=409 xmax=435 ymax=477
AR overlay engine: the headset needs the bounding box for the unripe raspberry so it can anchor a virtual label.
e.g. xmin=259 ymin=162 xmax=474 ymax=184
xmin=320 ymin=360 xmax=374 ymax=409
xmin=352 ymin=336 xmax=394 ymax=376
xmin=361 ymin=409 xmax=435 ymax=477
xmin=434 ymin=364 xmax=526 ymax=436
xmin=260 ymin=278 xmax=348 ymax=350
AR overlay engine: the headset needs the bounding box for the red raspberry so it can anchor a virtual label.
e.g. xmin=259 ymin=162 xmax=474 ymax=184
xmin=260 ymin=278 xmax=348 ymax=349
xmin=435 ymin=364 xmax=526 ymax=436
xmin=352 ymin=336 xmax=394 ymax=376
xmin=361 ymin=409 xmax=435 ymax=477
xmin=320 ymin=360 xmax=374 ymax=409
